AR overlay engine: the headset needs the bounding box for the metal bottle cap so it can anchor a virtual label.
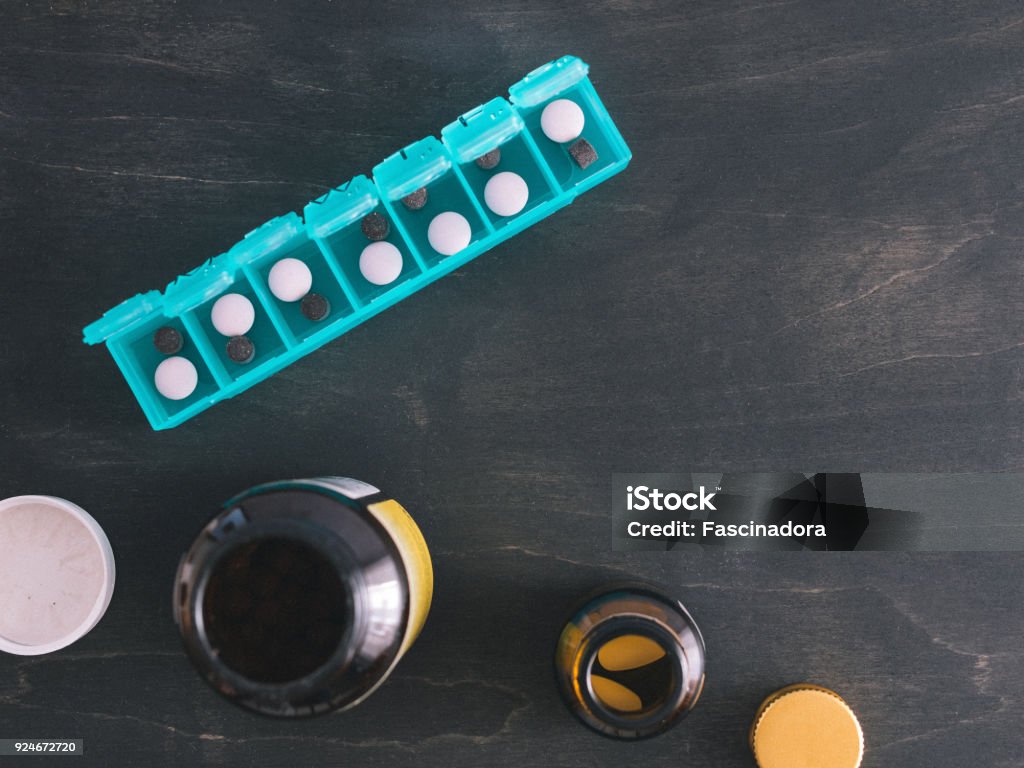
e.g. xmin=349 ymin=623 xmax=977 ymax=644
xmin=750 ymin=684 xmax=863 ymax=768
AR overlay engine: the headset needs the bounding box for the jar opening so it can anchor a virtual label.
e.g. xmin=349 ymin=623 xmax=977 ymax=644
xmin=202 ymin=536 xmax=350 ymax=684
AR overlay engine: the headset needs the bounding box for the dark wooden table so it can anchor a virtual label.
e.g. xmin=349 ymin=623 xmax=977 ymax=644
xmin=1 ymin=1 xmax=1022 ymax=765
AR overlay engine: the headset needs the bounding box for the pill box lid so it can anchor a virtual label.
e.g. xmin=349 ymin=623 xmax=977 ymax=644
xmin=509 ymin=55 xmax=588 ymax=108
xmin=372 ymin=136 xmax=453 ymax=201
xmin=0 ymin=496 xmax=116 ymax=656
xmin=750 ymin=684 xmax=864 ymax=768
xmin=441 ymin=97 xmax=525 ymax=164
xmin=304 ymin=176 xmax=379 ymax=239
xmin=163 ymin=252 xmax=237 ymax=315
xmin=82 ymin=290 xmax=165 ymax=344
xmin=229 ymin=212 xmax=307 ymax=268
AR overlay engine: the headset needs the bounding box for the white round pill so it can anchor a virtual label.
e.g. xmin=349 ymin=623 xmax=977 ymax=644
xmin=268 ymin=257 xmax=313 ymax=302
xmin=154 ymin=356 xmax=198 ymax=401
xmin=359 ymin=241 xmax=404 ymax=285
xmin=484 ymin=172 xmax=529 ymax=217
xmin=540 ymin=99 xmax=585 ymax=143
xmin=427 ymin=211 xmax=472 ymax=256
xmin=210 ymin=293 xmax=255 ymax=337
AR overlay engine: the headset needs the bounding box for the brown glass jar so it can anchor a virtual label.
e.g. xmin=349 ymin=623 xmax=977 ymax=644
xmin=554 ymin=583 xmax=706 ymax=739
xmin=173 ymin=477 xmax=432 ymax=717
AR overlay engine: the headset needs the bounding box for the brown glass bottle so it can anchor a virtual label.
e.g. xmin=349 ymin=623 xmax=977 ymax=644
xmin=173 ymin=477 xmax=432 ymax=717
xmin=554 ymin=583 xmax=706 ymax=739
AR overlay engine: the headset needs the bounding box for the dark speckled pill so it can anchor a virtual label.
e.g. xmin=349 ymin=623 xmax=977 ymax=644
xmin=474 ymin=148 xmax=501 ymax=170
xmin=401 ymin=187 xmax=428 ymax=210
xmin=153 ymin=326 xmax=183 ymax=355
xmin=568 ymin=138 xmax=598 ymax=169
xmin=360 ymin=212 xmax=390 ymax=241
xmin=226 ymin=335 xmax=255 ymax=364
xmin=300 ymin=293 xmax=331 ymax=322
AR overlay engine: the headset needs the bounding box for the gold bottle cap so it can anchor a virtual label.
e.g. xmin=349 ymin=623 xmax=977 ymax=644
xmin=750 ymin=684 xmax=863 ymax=768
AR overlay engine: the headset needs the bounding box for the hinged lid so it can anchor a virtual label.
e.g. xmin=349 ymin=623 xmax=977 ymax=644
xmin=303 ymin=176 xmax=379 ymax=239
xmin=509 ymin=55 xmax=588 ymax=107
xmin=82 ymin=290 xmax=164 ymax=344
xmin=441 ymin=97 xmax=524 ymax=163
xmin=372 ymin=136 xmax=452 ymax=201
xmin=163 ymin=252 xmax=236 ymax=315
xmin=228 ymin=213 xmax=307 ymax=272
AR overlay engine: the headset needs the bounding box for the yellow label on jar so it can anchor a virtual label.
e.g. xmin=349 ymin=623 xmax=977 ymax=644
xmin=365 ymin=499 xmax=433 ymax=654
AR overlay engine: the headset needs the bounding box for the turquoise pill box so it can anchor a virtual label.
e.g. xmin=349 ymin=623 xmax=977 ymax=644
xmin=83 ymin=55 xmax=631 ymax=429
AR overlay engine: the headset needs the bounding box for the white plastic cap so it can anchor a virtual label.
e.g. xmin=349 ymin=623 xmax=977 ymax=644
xmin=0 ymin=496 xmax=116 ymax=656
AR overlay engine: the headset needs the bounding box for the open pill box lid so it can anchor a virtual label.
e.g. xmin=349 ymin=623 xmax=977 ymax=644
xmin=0 ymin=495 xmax=116 ymax=656
xmin=83 ymin=55 xmax=631 ymax=430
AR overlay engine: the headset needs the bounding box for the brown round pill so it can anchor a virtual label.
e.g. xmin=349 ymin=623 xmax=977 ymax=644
xmin=401 ymin=187 xmax=428 ymax=210
xmin=226 ymin=335 xmax=255 ymax=364
xmin=153 ymin=326 xmax=183 ymax=355
xmin=474 ymin=148 xmax=501 ymax=170
xmin=300 ymin=293 xmax=330 ymax=322
xmin=360 ymin=212 xmax=390 ymax=241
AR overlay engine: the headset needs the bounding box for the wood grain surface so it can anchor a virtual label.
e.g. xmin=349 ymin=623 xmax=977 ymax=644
xmin=0 ymin=1 xmax=1022 ymax=766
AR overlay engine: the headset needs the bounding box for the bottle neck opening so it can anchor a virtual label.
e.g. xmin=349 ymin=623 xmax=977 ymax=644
xmin=195 ymin=523 xmax=359 ymax=689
